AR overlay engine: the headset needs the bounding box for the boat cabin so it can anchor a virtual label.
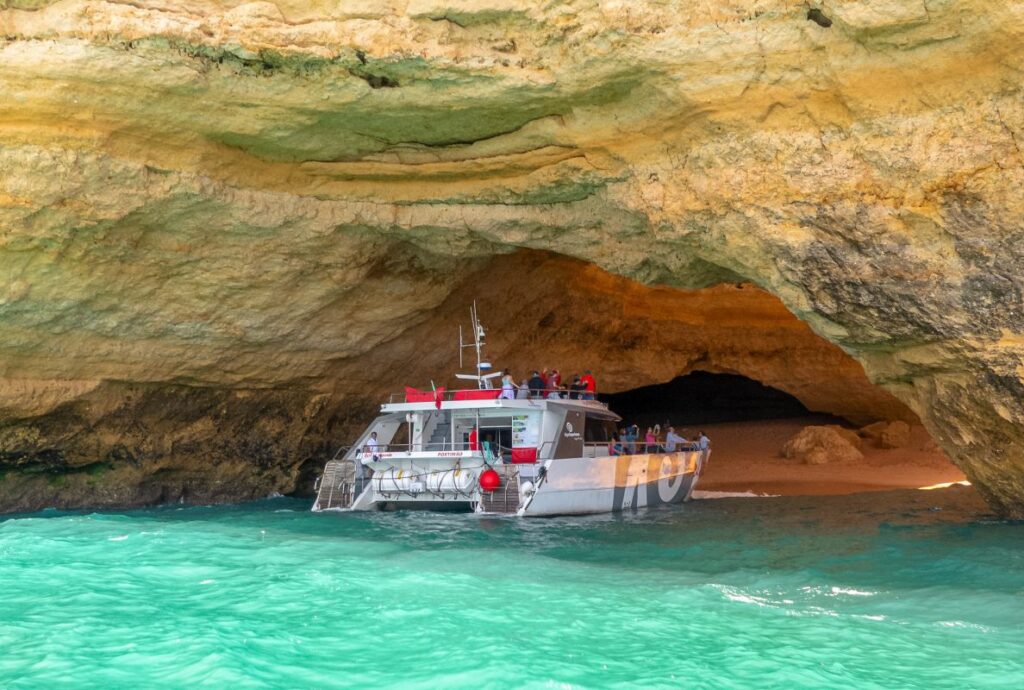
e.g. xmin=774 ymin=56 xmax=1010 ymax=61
xmin=354 ymin=390 xmax=622 ymax=468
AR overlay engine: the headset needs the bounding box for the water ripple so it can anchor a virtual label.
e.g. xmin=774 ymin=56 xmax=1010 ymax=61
xmin=1 ymin=489 xmax=1022 ymax=688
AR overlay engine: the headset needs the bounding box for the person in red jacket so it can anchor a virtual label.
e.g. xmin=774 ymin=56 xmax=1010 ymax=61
xmin=580 ymin=370 xmax=596 ymax=400
xmin=468 ymin=427 xmax=479 ymax=451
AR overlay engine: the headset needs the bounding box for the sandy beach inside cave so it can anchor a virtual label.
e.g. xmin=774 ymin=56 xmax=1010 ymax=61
xmin=688 ymin=417 xmax=968 ymax=497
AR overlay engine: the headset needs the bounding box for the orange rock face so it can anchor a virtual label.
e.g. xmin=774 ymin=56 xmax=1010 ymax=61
xmin=330 ymin=251 xmax=915 ymax=426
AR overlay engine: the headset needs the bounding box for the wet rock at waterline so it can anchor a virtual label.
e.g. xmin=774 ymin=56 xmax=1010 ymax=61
xmin=0 ymin=1 xmax=1022 ymax=514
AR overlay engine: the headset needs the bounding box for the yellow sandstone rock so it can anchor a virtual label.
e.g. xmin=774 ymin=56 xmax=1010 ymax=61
xmin=0 ymin=0 xmax=1022 ymax=513
xmin=783 ymin=426 xmax=865 ymax=465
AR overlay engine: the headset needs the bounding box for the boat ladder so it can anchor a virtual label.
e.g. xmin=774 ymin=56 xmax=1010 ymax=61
xmin=314 ymin=457 xmax=363 ymax=511
xmin=479 ymin=465 xmax=522 ymax=515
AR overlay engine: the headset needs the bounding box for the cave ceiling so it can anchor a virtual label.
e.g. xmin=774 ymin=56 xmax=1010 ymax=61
xmin=0 ymin=0 xmax=1022 ymax=513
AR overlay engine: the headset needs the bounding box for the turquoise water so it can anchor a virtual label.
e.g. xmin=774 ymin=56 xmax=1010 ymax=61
xmin=1 ymin=488 xmax=1022 ymax=689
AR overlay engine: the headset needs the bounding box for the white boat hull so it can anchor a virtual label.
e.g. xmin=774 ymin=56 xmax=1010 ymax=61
xmin=485 ymin=450 xmax=703 ymax=517
xmin=516 ymin=451 xmax=703 ymax=516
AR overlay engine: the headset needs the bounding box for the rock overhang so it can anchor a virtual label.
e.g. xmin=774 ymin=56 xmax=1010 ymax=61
xmin=0 ymin=0 xmax=1022 ymax=513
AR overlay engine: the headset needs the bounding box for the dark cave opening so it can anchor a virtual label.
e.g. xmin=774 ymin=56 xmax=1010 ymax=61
xmin=601 ymin=371 xmax=812 ymax=428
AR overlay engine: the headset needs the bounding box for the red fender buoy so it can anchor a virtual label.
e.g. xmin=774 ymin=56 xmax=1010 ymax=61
xmin=479 ymin=468 xmax=501 ymax=492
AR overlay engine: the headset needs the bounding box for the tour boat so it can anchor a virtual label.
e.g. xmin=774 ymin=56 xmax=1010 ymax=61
xmin=312 ymin=305 xmax=709 ymax=516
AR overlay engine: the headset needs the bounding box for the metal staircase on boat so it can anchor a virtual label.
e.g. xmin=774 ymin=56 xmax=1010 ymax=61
xmin=314 ymin=457 xmax=362 ymax=511
xmin=425 ymin=411 xmax=451 ymax=449
xmin=479 ymin=465 xmax=521 ymax=514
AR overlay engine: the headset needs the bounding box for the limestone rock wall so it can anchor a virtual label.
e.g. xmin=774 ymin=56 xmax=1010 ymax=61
xmin=0 ymin=0 xmax=1022 ymax=513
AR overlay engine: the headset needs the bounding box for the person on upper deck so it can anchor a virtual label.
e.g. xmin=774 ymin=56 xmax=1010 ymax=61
xmin=500 ymin=370 xmax=516 ymax=400
xmin=528 ymin=371 xmax=545 ymax=398
xmin=546 ymin=370 xmax=559 ymax=394
xmin=697 ymin=431 xmax=710 ymax=450
xmin=645 ymin=427 xmax=658 ymax=452
xmin=517 ymin=378 xmax=530 ymax=399
xmin=664 ymin=426 xmax=687 ymax=452
xmin=568 ymin=374 xmax=585 ymax=400
xmin=580 ymin=370 xmax=596 ymax=400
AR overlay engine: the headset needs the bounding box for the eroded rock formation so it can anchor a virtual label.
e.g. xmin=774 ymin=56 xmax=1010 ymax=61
xmin=0 ymin=0 xmax=1022 ymax=513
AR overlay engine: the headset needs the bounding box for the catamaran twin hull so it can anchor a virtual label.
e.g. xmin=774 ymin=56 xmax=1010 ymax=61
xmin=518 ymin=452 xmax=701 ymax=515
xmin=315 ymin=450 xmax=703 ymax=517
xmin=313 ymin=305 xmax=707 ymax=518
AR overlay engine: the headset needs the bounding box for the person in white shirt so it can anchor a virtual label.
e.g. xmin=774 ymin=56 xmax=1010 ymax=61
xmin=664 ymin=426 xmax=687 ymax=452
xmin=356 ymin=431 xmax=380 ymax=480
xmin=365 ymin=432 xmax=380 ymax=462
xmin=697 ymin=431 xmax=710 ymax=451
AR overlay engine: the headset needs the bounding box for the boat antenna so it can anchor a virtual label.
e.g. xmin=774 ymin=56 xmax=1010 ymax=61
xmin=455 ymin=301 xmax=499 ymax=389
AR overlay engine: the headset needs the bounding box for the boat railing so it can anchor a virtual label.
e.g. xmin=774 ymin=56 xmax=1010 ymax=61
xmin=581 ymin=440 xmax=704 ymax=455
xmin=386 ymin=388 xmax=606 ymax=405
xmin=345 ymin=439 xmax=705 ymax=459
xmin=354 ymin=441 xmax=490 ymax=455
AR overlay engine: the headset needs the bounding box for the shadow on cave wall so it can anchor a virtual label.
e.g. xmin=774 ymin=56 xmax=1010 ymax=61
xmin=601 ymin=371 xmax=816 ymax=428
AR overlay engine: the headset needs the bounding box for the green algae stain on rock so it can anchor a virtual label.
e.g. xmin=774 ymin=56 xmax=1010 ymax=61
xmin=0 ymin=0 xmax=62 ymax=9
xmin=207 ymin=70 xmax=642 ymax=162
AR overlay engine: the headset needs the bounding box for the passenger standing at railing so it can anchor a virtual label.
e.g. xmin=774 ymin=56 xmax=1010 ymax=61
xmin=357 ymin=433 xmax=378 ymax=481
xmin=608 ymin=432 xmax=624 ymax=456
xmin=500 ymin=370 xmax=516 ymax=400
xmin=621 ymin=426 xmax=635 ymax=454
xmin=469 ymin=427 xmax=479 ymax=451
xmin=546 ymin=370 xmax=559 ymax=395
xmin=528 ymin=371 xmax=545 ymax=398
xmin=569 ymin=374 xmax=585 ymax=399
xmin=365 ymin=432 xmax=380 ymax=462
xmin=580 ymin=370 xmax=596 ymax=400
xmin=697 ymin=431 xmax=711 ymax=451
xmin=517 ymin=377 xmax=530 ymax=399
xmin=664 ymin=426 xmax=687 ymax=452
xmin=645 ymin=427 xmax=658 ymax=452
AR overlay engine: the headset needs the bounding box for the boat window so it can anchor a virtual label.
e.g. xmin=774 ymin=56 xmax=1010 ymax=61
xmin=477 ymin=416 xmax=513 ymax=429
xmin=390 ymin=423 xmax=409 ymax=447
xmin=584 ymin=416 xmax=616 ymax=443
xmin=449 ymin=414 xmax=515 ymax=455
